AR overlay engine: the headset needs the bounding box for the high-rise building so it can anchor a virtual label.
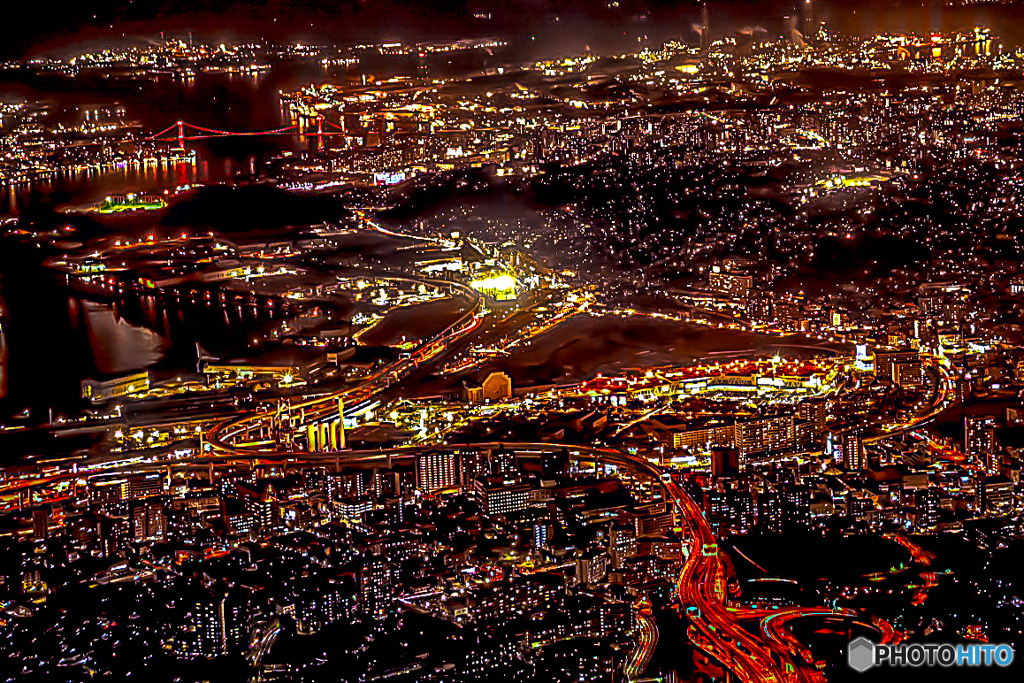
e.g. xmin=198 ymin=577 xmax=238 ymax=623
xmin=980 ymin=475 xmax=1014 ymax=514
xmin=292 ymin=580 xmax=352 ymax=635
xmin=130 ymin=500 xmax=167 ymax=541
xmin=608 ymin=523 xmax=637 ymax=569
xmin=726 ymin=486 xmax=754 ymax=535
xmin=576 ymin=550 xmax=609 ymax=586
xmin=709 ymin=266 xmax=753 ymax=297
xmin=474 ymin=477 xmax=531 ymax=515
xmin=186 ymin=588 xmax=250 ymax=658
xmin=99 ymin=515 xmax=129 ymax=558
xmin=955 ymin=374 xmax=973 ymax=402
xmin=127 ymin=473 xmax=164 ymax=499
xmin=794 ymin=418 xmax=818 ymax=449
xmin=488 ymin=449 xmax=517 ymax=476
xmin=534 ymin=520 xmax=553 ymax=551
xmin=842 ymin=430 xmax=866 ymax=471
xmin=965 ymin=415 xmax=998 ymax=472
xmin=631 ymin=503 xmax=674 ymax=537
xmin=383 ymin=497 xmax=406 ymax=525
xmin=735 ymin=414 xmax=795 ymax=458
xmin=873 ymin=349 xmax=919 ymax=384
xmin=327 ymin=471 xmax=372 ymax=499
xmin=31 ymin=508 xmax=49 ymax=540
xmin=892 ymin=359 xmax=924 ymax=390
xmin=918 ymin=293 xmax=946 ymax=317
xmin=756 ymin=489 xmax=784 ymax=532
xmin=333 ymin=496 xmax=375 ymax=526
xmin=706 ymin=488 xmax=729 ymax=534
xmin=302 ymin=467 xmax=326 ymax=495
xmin=67 ymin=512 xmax=101 ymax=546
xmin=797 ymin=398 xmax=827 ymax=433
xmin=359 ymin=555 xmax=394 ymax=621
xmin=240 ymin=493 xmax=276 ymax=531
xmin=192 ymin=599 xmax=225 ymax=657
xmin=847 ymin=495 xmax=873 ymax=520
xmin=915 ymin=488 xmax=941 ymax=530
xmin=745 ymin=291 xmax=774 ymax=324
xmin=882 ymin=482 xmax=903 ymax=507
xmin=88 ymin=473 xmax=165 ymax=507
xmin=781 ymin=483 xmax=811 ymax=528
xmin=1005 ymin=457 xmax=1021 ymax=484
xmin=461 ymin=450 xmax=489 ymax=486
xmin=416 ymin=451 xmax=460 ymax=493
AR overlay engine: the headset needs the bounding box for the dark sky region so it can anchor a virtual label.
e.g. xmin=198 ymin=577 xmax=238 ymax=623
xmin=4 ymin=0 xmax=766 ymax=59
xmin=9 ymin=1 xmax=1022 ymax=62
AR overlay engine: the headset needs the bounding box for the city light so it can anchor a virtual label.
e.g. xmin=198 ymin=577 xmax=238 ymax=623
xmin=0 ymin=8 xmax=1021 ymax=683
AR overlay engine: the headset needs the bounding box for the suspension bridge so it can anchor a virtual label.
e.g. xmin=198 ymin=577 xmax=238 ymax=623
xmin=145 ymin=117 xmax=347 ymax=149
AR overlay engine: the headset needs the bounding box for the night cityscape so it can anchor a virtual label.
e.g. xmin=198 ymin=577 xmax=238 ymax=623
xmin=3 ymin=1 xmax=1024 ymax=681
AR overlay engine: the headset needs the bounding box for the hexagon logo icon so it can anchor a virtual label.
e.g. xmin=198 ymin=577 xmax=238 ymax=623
xmin=848 ymin=637 xmax=875 ymax=672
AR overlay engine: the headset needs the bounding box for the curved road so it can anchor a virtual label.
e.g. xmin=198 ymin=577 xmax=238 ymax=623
xmin=8 ymin=212 xmax=927 ymax=681
xmin=11 ymin=252 xmax=938 ymax=683
xmin=195 ymin=440 xmax=814 ymax=683
xmin=4 ymin=434 xmax=879 ymax=683
xmin=625 ymin=599 xmax=658 ymax=680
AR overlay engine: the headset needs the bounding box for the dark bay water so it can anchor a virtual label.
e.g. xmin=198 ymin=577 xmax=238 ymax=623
xmin=0 ymin=244 xmax=295 ymax=421
xmin=2 ymin=3 xmax=1020 ymax=215
xmin=0 ymin=63 xmax=361 ymax=420
xmin=0 ymin=3 xmax=1020 ymax=420
xmin=0 ymin=63 xmax=343 ymax=214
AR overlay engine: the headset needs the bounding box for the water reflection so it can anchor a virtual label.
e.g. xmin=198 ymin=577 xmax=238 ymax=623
xmin=81 ymin=300 xmax=166 ymax=376
xmin=2 ymin=160 xmax=202 ymax=215
xmin=0 ymin=63 xmax=343 ymax=214
xmin=0 ymin=290 xmax=7 ymax=401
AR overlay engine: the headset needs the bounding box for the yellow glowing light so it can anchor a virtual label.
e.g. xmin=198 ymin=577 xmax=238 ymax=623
xmin=470 ymin=274 xmax=517 ymax=300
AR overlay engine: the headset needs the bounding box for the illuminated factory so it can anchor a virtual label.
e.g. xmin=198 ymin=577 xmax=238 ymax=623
xmin=470 ymin=271 xmax=519 ymax=301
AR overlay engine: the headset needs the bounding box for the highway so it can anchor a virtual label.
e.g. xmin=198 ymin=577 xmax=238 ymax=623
xmin=1 ymin=313 xmax=950 ymax=683
xmin=4 ymin=210 xmax=938 ymax=681
xmin=625 ymin=598 xmax=658 ymax=680
xmin=200 ymin=440 xmax=813 ymax=683
xmin=0 ymin=433 xmax=889 ymax=682
xmin=760 ymin=608 xmax=852 ymax=675
xmin=659 ymin=475 xmax=797 ymax=683
xmin=206 ymin=285 xmax=485 ymax=454
xmin=864 ymin=357 xmax=954 ymax=445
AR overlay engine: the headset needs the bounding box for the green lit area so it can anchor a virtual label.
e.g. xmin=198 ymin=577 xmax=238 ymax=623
xmin=94 ymin=193 xmax=166 ymax=213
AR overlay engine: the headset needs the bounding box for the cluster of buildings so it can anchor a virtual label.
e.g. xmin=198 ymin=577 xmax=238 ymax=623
xmin=7 ymin=15 xmax=1024 ymax=681
xmin=0 ymin=443 xmax=697 ymax=682
xmin=0 ymin=98 xmax=193 ymax=188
